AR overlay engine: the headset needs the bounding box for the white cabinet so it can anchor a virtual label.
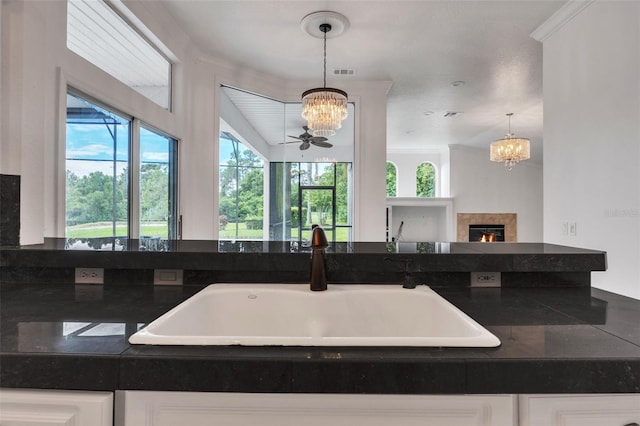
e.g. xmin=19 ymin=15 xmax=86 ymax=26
xmin=0 ymin=388 xmax=113 ymax=426
xmin=119 ymin=391 xmax=517 ymax=426
xmin=519 ymin=394 xmax=640 ymax=426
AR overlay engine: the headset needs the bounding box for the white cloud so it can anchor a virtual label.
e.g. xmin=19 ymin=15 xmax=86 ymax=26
xmin=141 ymin=151 xmax=169 ymax=162
xmin=67 ymin=143 xmax=113 ymax=158
xmin=67 ymin=161 xmax=126 ymax=178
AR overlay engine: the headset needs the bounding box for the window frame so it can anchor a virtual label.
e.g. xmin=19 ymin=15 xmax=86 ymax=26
xmin=218 ymin=131 xmax=265 ymax=241
xmin=64 ymin=87 xmax=179 ymax=239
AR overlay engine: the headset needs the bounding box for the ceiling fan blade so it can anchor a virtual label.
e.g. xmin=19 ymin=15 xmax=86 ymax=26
xmin=299 ymin=142 xmax=310 ymax=150
xmin=309 ymin=136 xmax=328 ymax=143
xmin=279 ymin=141 xmax=301 ymax=145
xmin=288 ymin=135 xmax=303 ymax=140
xmin=311 ymin=140 xmax=333 ymax=148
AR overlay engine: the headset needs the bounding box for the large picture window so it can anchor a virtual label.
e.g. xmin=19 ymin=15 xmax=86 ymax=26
xmin=139 ymin=126 xmax=178 ymax=238
xmin=218 ymin=85 xmax=354 ymax=243
xmin=66 ymin=90 xmax=178 ymax=238
xmin=218 ymin=132 xmax=265 ymax=240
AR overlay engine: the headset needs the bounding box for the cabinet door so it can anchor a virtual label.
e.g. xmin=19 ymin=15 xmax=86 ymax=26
xmin=519 ymin=394 xmax=640 ymax=426
xmin=0 ymin=388 xmax=113 ymax=426
xmin=121 ymin=391 xmax=516 ymax=426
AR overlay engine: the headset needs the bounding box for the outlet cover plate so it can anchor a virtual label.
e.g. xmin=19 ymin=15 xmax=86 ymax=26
xmin=154 ymin=269 xmax=183 ymax=285
xmin=75 ymin=267 xmax=104 ymax=284
xmin=471 ymin=272 xmax=501 ymax=287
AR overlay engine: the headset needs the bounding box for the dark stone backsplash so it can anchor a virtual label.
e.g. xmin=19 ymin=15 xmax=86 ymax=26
xmin=1 ymin=238 xmax=607 ymax=288
xmin=0 ymin=174 xmax=20 ymax=246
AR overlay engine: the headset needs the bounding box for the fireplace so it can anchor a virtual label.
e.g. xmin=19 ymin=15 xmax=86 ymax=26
xmin=456 ymin=213 xmax=517 ymax=242
xmin=469 ymin=224 xmax=505 ymax=242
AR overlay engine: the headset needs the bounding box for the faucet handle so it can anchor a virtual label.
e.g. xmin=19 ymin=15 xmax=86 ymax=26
xmin=311 ymin=225 xmax=328 ymax=249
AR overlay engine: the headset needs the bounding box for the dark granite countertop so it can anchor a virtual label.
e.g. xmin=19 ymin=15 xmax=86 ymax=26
xmin=1 ymin=239 xmax=607 ymax=287
xmin=1 ymin=282 xmax=638 ymax=394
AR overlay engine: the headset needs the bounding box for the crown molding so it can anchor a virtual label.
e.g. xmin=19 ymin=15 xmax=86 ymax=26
xmin=530 ymin=0 xmax=595 ymax=42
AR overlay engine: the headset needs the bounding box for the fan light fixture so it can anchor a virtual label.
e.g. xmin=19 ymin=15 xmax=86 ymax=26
xmin=490 ymin=113 xmax=530 ymax=171
xmin=301 ymin=12 xmax=349 ymax=137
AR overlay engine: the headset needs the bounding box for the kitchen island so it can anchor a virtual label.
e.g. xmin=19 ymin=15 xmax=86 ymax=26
xmin=1 ymin=282 xmax=638 ymax=394
xmin=1 ymin=238 xmax=637 ymax=394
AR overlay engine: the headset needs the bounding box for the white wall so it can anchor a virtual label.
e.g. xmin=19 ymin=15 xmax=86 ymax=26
xmin=0 ymin=0 xmax=390 ymax=243
xmin=386 ymin=145 xmax=541 ymax=242
xmin=536 ymin=1 xmax=640 ymax=299
xmin=449 ymin=145 xmax=543 ymax=242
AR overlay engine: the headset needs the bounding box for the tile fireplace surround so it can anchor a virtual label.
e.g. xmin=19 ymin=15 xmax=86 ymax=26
xmin=457 ymin=213 xmax=517 ymax=242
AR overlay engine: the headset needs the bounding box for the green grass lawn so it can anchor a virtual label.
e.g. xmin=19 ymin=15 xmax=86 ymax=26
xmin=68 ymin=221 xmax=351 ymax=241
xmin=219 ymin=222 xmax=263 ymax=239
xmin=66 ymin=222 xmax=168 ymax=238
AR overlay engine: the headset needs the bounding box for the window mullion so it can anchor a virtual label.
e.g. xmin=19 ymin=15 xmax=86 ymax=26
xmin=130 ymin=119 xmax=141 ymax=238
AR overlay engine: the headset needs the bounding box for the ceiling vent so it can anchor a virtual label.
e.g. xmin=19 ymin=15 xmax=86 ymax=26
xmin=332 ymin=68 xmax=356 ymax=76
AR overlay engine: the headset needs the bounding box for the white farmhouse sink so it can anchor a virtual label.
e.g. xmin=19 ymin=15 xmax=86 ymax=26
xmin=129 ymin=284 xmax=500 ymax=347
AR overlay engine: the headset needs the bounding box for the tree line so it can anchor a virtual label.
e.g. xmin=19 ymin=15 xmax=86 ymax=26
xmin=66 ymin=163 xmax=169 ymax=226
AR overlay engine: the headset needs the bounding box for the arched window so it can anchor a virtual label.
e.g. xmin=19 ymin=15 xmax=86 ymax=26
xmin=386 ymin=162 xmax=397 ymax=197
xmin=416 ymin=162 xmax=436 ymax=197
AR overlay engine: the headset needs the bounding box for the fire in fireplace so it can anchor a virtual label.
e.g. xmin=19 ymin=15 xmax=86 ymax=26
xmin=469 ymin=224 xmax=505 ymax=242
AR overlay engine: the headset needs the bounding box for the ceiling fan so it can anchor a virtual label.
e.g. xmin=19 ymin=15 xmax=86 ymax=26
xmin=281 ymin=126 xmax=333 ymax=150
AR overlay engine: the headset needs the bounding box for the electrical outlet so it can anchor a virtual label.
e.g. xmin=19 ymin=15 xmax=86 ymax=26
xmin=75 ymin=267 xmax=104 ymax=284
xmin=471 ymin=272 xmax=501 ymax=287
xmin=562 ymin=222 xmax=568 ymax=236
xmin=154 ymin=269 xmax=183 ymax=285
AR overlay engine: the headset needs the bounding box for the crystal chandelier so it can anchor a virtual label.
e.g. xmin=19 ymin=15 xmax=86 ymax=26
xmin=490 ymin=113 xmax=530 ymax=171
xmin=301 ymin=22 xmax=348 ymax=137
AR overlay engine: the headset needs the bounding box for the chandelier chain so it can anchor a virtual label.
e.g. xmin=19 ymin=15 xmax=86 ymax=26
xmin=323 ymin=25 xmax=328 ymax=88
xmin=300 ymin=20 xmax=348 ymax=137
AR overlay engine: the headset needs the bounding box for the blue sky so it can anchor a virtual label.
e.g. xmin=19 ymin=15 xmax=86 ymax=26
xmin=66 ymin=122 xmax=172 ymax=176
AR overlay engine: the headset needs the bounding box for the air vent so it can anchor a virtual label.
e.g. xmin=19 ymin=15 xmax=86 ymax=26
xmin=333 ymin=68 xmax=356 ymax=76
xmin=444 ymin=111 xmax=462 ymax=117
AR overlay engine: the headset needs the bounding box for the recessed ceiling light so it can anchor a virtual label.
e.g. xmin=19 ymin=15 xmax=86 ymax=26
xmin=423 ymin=111 xmax=434 ymax=116
xmin=451 ymin=80 xmax=465 ymax=87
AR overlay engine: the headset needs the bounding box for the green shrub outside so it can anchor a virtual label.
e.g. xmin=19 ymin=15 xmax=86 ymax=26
xmin=244 ymin=217 xmax=263 ymax=230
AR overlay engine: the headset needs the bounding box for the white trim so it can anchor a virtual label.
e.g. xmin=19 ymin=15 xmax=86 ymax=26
xmin=129 ymin=119 xmax=141 ymax=238
xmin=55 ymin=68 xmax=68 ymax=237
xmin=530 ymin=0 xmax=596 ymax=42
xmin=351 ymin=93 xmax=363 ymax=241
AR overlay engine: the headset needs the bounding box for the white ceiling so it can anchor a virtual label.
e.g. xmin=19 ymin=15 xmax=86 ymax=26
xmin=158 ymin=0 xmax=565 ymax=163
